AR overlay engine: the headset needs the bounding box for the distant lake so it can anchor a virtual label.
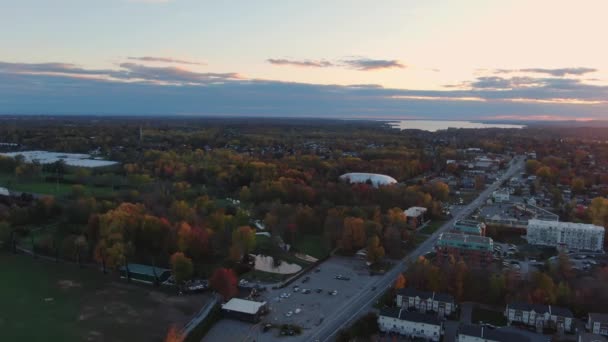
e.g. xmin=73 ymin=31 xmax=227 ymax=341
xmin=388 ymin=120 xmax=525 ymax=132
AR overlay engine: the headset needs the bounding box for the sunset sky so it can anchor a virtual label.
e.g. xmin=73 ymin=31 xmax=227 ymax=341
xmin=1 ymin=0 xmax=607 ymax=120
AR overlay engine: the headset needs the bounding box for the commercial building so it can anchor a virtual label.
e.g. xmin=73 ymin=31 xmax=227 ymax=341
xmin=378 ymin=308 xmax=442 ymax=341
xmin=588 ymin=313 xmax=608 ymax=336
xmin=435 ymin=232 xmax=494 ymax=268
xmin=221 ymin=298 xmax=267 ymax=323
xmin=526 ymin=219 xmax=605 ymax=252
xmin=396 ymin=288 xmax=456 ymax=318
xmin=457 ymin=324 xmax=530 ymax=342
xmin=119 ymin=263 xmax=171 ymax=285
xmin=453 ymin=220 xmax=486 ymax=236
xmin=505 ymin=302 xmax=573 ymax=333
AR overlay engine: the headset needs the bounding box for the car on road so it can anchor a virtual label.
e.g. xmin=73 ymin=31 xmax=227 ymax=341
xmin=285 ymin=311 xmax=293 ymax=317
xmin=314 ymin=268 xmax=321 ymax=273
xmin=315 ymin=288 xmax=323 ymax=293
xmin=335 ymin=275 xmax=350 ymax=281
xmin=295 ymin=308 xmax=302 ymax=314
xmin=293 ymin=286 xmax=300 ymax=292
xmin=302 ymin=276 xmax=311 ymax=283
xmin=302 ymin=289 xmax=311 ymax=294
xmin=263 ymin=323 xmax=273 ymax=332
xmin=329 ymin=290 xmax=338 ymax=295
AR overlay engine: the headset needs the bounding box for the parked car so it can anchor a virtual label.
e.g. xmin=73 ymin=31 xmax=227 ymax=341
xmin=302 ymin=276 xmax=310 ymax=283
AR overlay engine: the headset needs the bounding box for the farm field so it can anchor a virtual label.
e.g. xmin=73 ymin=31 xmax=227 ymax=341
xmin=0 ymin=253 xmax=210 ymax=342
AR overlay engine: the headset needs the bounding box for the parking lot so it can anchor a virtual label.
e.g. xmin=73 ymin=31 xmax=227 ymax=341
xmin=204 ymin=256 xmax=381 ymax=341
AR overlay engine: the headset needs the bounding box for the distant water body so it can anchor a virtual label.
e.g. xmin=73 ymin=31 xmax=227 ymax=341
xmin=388 ymin=120 xmax=525 ymax=132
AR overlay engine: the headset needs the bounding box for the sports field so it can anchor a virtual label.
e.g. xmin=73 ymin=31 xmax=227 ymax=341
xmin=0 ymin=253 xmax=210 ymax=342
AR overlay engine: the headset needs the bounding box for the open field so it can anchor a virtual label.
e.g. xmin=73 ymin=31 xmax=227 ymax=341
xmin=0 ymin=253 xmax=210 ymax=342
xmin=294 ymin=234 xmax=329 ymax=259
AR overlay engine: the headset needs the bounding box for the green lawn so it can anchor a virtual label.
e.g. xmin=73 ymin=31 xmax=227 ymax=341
xmin=419 ymin=220 xmax=446 ymax=235
xmin=293 ymin=234 xmax=329 ymax=260
xmin=0 ymin=253 xmax=206 ymax=342
xmin=0 ymin=173 xmax=115 ymax=197
xmin=471 ymin=307 xmax=508 ymax=326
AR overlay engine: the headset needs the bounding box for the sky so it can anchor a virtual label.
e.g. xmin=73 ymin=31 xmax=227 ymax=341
xmin=1 ymin=0 xmax=607 ymax=120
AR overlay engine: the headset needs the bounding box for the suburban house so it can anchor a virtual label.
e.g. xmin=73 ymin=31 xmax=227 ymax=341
xmin=457 ymin=324 xmax=530 ymax=342
xmin=505 ymin=302 xmax=573 ymax=333
xmin=221 ymin=298 xmax=267 ymax=323
xmin=588 ymin=313 xmax=608 ymax=336
xmin=405 ymin=206 xmax=428 ymax=228
xmin=396 ymin=287 xmax=456 ymax=318
xmin=378 ymin=308 xmax=443 ymax=341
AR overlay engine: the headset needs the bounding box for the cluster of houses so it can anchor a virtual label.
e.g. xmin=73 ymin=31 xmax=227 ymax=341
xmin=379 ymin=286 xmax=608 ymax=341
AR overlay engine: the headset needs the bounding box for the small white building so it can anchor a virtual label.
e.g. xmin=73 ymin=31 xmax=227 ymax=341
xmin=405 ymin=207 xmax=428 ymax=227
xmin=0 ymin=187 xmax=9 ymax=197
xmin=457 ymin=324 xmax=529 ymax=342
xmin=526 ymin=219 xmax=605 ymax=252
xmin=505 ymin=302 xmax=573 ymax=333
xmin=378 ymin=308 xmax=442 ymax=341
xmin=338 ymin=173 xmax=397 ymax=187
xmin=221 ymin=298 xmax=267 ymax=323
xmin=396 ymin=288 xmax=456 ymax=317
xmin=588 ymin=313 xmax=608 ymax=336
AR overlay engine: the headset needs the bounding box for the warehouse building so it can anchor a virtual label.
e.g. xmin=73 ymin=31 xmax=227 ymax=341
xmin=526 ymin=219 xmax=605 ymax=252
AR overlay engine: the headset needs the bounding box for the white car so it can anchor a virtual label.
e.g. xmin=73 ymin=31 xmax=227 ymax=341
xmin=331 ymin=290 xmax=338 ymax=296
xmin=294 ymin=308 xmax=302 ymax=314
xmin=285 ymin=311 xmax=293 ymax=317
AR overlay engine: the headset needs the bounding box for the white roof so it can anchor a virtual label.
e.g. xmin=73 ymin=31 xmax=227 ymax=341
xmin=0 ymin=187 xmax=9 ymax=196
xmin=339 ymin=173 xmax=397 ymax=187
xmin=221 ymin=298 xmax=266 ymax=315
xmin=405 ymin=206 xmax=427 ymax=217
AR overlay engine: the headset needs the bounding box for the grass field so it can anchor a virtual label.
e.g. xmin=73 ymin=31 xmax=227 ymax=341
xmin=294 ymin=234 xmax=329 ymax=259
xmin=0 ymin=173 xmax=115 ymax=197
xmin=472 ymin=307 xmax=508 ymax=326
xmin=0 ymin=253 xmax=210 ymax=342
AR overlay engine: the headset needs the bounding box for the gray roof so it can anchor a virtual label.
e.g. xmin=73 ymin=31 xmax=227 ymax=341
xmin=379 ymin=308 xmax=441 ymax=325
xmin=397 ymin=287 xmax=455 ymax=303
xmin=459 ymin=324 xmax=530 ymax=342
xmin=508 ymin=303 xmax=573 ymax=317
xmin=589 ymin=313 xmax=608 ymax=323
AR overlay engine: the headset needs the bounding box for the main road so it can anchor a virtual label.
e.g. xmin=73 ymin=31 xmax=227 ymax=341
xmin=308 ymin=155 xmax=525 ymax=342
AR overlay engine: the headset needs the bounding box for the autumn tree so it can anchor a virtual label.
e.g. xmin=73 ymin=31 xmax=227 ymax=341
xmin=366 ymin=235 xmax=385 ymax=264
xmin=164 ymin=325 xmax=184 ymax=342
xmin=589 ymin=197 xmax=608 ymax=228
xmin=95 ymin=203 xmax=145 ymax=269
xmin=210 ymin=268 xmax=238 ymax=301
xmin=231 ymin=226 xmax=256 ymax=259
xmin=394 ymin=273 xmax=407 ymax=289
xmin=170 ymin=252 xmax=193 ymax=286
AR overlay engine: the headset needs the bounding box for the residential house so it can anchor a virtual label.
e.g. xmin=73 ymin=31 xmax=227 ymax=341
xmin=378 ymin=308 xmax=443 ymax=342
xmin=396 ymin=287 xmax=456 ymax=317
xmin=588 ymin=313 xmax=608 ymax=336
xmin=505 ymin=302 xmax=573 ymax=333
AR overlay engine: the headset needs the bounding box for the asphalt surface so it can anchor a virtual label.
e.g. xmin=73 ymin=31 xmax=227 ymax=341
xmin=308 ymin=155 xmax=526 ymax=342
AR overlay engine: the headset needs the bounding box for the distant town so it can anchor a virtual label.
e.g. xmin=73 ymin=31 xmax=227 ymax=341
xmin=1 ymin=117 xmax=607 ymax=342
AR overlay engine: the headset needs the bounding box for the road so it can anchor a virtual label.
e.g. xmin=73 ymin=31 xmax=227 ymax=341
xmin=308 ymin=156 xmax=525 ymax=342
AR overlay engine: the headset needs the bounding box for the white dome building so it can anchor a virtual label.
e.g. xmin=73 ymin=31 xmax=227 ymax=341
xmin=339 ymin=173 xmax=398 ymax=187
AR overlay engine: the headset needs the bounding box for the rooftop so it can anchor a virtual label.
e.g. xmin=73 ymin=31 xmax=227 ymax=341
xmin=338 ymin=173 xmax=397 ymax=187
xmin=459 ymin=324 xmax=530 ymax=342
xmin=221 ymin=298 xmax=267 ymax=315
xmin=436 ymin=232 xmax=493 ymax=251
xmin=589 ymin=313 xmax=608 ymax=323
xmin=379 ymin=308 xmax=441 ymax=325
xmin=118 ymin=263 xmax=170 ymax=277
xmin=405 ymin=206 xmax=427 ymax=218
